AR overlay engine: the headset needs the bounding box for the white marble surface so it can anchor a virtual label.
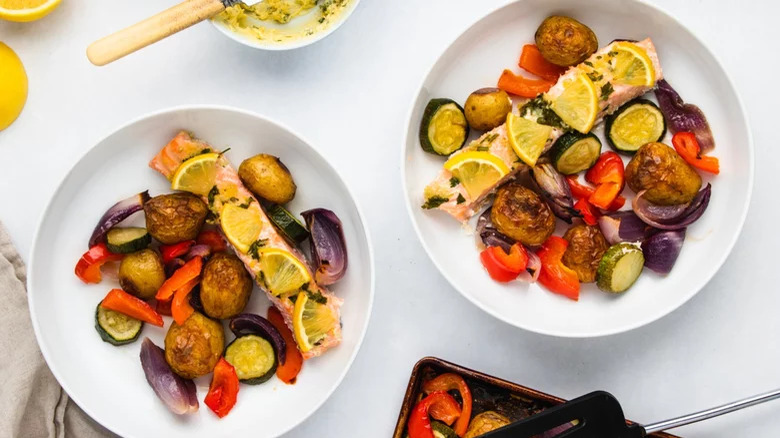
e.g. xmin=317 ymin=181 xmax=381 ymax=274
xmin=1 ymin=0 xmax=778 ymax=436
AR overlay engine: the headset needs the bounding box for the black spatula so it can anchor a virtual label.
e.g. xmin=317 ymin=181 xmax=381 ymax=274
xmin=481 ymin=388 xmax=780 ymax=438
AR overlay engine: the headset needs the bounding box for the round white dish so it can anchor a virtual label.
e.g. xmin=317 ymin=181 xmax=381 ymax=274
xmin=28 ymin=106 xmax=374 ymax=437
xmin=402 ymin=0 xmax=753 ymax=337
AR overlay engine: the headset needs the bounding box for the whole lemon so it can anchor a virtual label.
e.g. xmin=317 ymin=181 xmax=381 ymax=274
xmin=0 ymin=42 xmax=28 ymax=131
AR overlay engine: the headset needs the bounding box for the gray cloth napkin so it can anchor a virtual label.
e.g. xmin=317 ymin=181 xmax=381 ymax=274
xmin=0 ymin=223 xmax=116 ymax=438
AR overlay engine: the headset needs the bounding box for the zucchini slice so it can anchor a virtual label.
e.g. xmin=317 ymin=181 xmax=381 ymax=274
xmin=95 ymin=304 xmax=143 ymax=346
xmin=267 ymin=204 xmax=309 ymax=244
xmin=605 ymin=98 xmax=666 ymax=154
xmin=419 ymin=98 xmax=469 ymax=156
xmin=431 ymin=421 xmax=458 ymax=438
xmin=106 ymin=227 xmax=151 ymax=254
xmin=550 ymin=131 xmax=602 ymax=175
xmin=596 ymin=243 xmax=645 ymax=293
xmin=224 ymin=335 xmax=277 ymax=384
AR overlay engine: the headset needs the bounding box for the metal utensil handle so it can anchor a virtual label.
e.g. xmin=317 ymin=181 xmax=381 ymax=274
xmin=644 ymin=388 xmax=780 ymax=433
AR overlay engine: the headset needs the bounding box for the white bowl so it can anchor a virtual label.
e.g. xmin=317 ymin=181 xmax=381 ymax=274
xmin=402 ymin=0 xmax=753 ymax=337
xmin=210 ymin=0 xmax=361 ymax=51
xmin=28 ymin=106 xmax=374 ymax=437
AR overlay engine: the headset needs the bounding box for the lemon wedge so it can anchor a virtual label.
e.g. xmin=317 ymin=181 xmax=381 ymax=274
xmin=221 ymin=203 xmax=263 ymax=253
xmin=0 ymin=43 xmax=27 ymax=131
xmin=0 ymin=0 xmax=61 ymax=22
xmin=506 ymin=113 xmax=553 ymax=166
xmin=171 ymin=153 xmax=219 ymax=196
xmin=257 ymin=248 xmax=311 ymax=296
xmin=292 ymin=291 xmax=337 ymax=353
xmin=443 ymin=151 xmax=510 ymax=199
xmin=551 ymin=73 xmax=599 ymax=134
xmin=610 ymin=42 xmax=655 ymax=87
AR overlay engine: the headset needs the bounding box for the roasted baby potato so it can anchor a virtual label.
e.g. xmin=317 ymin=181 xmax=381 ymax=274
xmin=625 ymin=142 xmax=702 ymax=205
xmin=118 ymin=249 xmax=165 ymax=300
xmin=562 ymin=224 xmax=609 ymax=283
xmin=238 ymin=154 xmax=297 ymax=204
xmin=144 ymin=193 xmax=208 ymax=244
xmin=464 ymin=411 xmax=511 ymax=438
xmin=164 ymin=312 xmax=224 ymax=379
xmin=464 ymin=88 xmax=512 ymax=131
xmin=492 ymin=182 xmax=555 ymax=246
xmin=535 ymin=15 xmax=598 ymax=67
xmin=200 ymin=252 xmax=253 ymax=319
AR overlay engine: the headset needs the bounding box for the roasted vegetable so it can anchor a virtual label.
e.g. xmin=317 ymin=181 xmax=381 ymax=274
xmin=464 ymin=411 xmax=511 ymax=438
xmin=144 ymin=193 xmax=208 ymax=244
xmin=74 ymin=243 xmax=124 ymax=284
xmin=267 ymin=204 xmax=309 ymax=244
xmin=538 ymin=236 xmax=580 ymax=300
xmin=655 ymin=79 xmax=715 ymax=153
xmin=267 ymin=306 xmax=303 ymax=384
xmin=632 ymin=183 xmax=711 ymax=230
xmin=597 ymin=211 xmax=655 ymax=245
xmin=101 ymin=289 xmax=163 ymax=327
xmin=200 ymin=252 xmax=252 ymax=319
xmin=561 ymin=224 xmax=609 ymax=283
xmin=531 ymin=162 xmax=579 ymax=223
xmin=106 ymin=227 xmax=151 ymax=254
xmin=491 ymin=182 xmax=555 ymax=246
xmin=164 ymin=312 xmax=225 ymax=379
xmin=605 ymin=98 xmax=666 ymax=154
xmin=224 ymin=335 xmax=277 ymax=384
xmin=238 ymin=154 xmax=297 ymax=204
xmin=139 ymin=338 xmax=199 ymax=415
xmin=118 ymin=249 xmax=166 ymax=300
xmin=625 ymin=142 xmax=702 ymax=205
xmin=535 ymin=15 xmax=598 ymax=67
xmin=422 ymin=373 xmax=473 ymax=437
xmin=464 ymin=88 xmax=512 ymax=131
xmin=95 ymin=303 xmax=143 ymax=346
xmin=301 ymin=208 xmax=349 ymax=286
xmin=672 ymin=131 xmax=719 ymax=174
xmin=642 ymin=229 xmax=686 ymax=274
xmin=419 ymin=98 xmax=469 ymax=156
xmin=497 ymin=69 xmax=554 ymax=98
xmin=596 ymin=243 xmax=645 ymax=293
xmin=230 ymin=313 xmax=287 ymax=366
xmin=550 ymin=131 xmax=602 ymax=175
xmin=204 ymin=358 xmax=239 ymax=418
xmin=89 ymin=191 xmax=150 ymax=247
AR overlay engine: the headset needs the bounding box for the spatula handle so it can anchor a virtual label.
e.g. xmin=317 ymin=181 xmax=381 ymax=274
xmin=86 ymin=0 xmax=226 ymax=66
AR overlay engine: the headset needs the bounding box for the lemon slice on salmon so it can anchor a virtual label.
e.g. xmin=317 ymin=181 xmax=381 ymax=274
xmin=506 ymin=113 xmax=554 ymax=166
xmin=551 ymin=73 xmax=599 ymax=134
xmin=171 ymin=153 xmax=219 ymax=196
xmin=257 ymin=248 xmax=311 ymax=296
xmin=610 ymin=42 xmax=655 ymax=87
xmin=221 ymin=203 xmax=263 ymax=253
xmin=0 ymin=0 xmax=61 ymax=21
xmin=444 ymin=151 xmax=510 ymax=199
xmin=292 ymin=291 xmax=337 ymax=353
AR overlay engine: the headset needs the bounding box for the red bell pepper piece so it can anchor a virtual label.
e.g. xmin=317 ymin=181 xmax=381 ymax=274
xmin=497 ymin=69 xmax=555 ymax=98
xmin=422 ymin=373 xmax=473 ymax=437
xmin=408 ymin=391 xmax=462 ymax=438
xmin=584 ymin=152 xmax=625 ymax=209
xmin=573 ymin=198 xmax=599 ymax=226
xmin=156 ymin=256 xmax=202 ymax=301
xmin=160 ymin=240 xmax=195 ymax=264
xmin=566 ymin=176 xmax=625 ymax=211
xmin=518 ymin=44 xmax=566 ymax=82
xmin=268 ymin=306 xmax=303 ymax=384
xmin=74 ymin=243 xmax=124 ymax=284
xmin=197 ymin=230 xmax=227 ymax=252
xmin=672 ymin=132 xmax=720 ymax=174
xmin=100 ymin=289 xmax=164 ymax=326
xmin=155 ymin=298 xmax=172 ymax=316
xmin=204 ymin=358 xmax=239 ymax=418
xmin=537 ymin=236 xmax=580 ymax=301
xmin=171 ymin=278 xmax=199 ymax=325
xmin=479 ymin=244 xmax=529 ymax=283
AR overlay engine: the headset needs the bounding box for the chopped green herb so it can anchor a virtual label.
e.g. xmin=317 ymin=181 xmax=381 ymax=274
xmin=228 ymin=197 xmax=239 ymax=203
xmin=519 ymin=97 xmax=570 ymax=130
xmin=218 ymin=147 xmax=231 ymax=156
xmin=480 ymin=133 xmax=499 ymax=145
xmin=586 ymin=71 xmax=603 ymax=83
xmin=476 ymin=146 xmax=489 ymax=152
xmin=449 ymin=176 xmax=460 ymax=187
xmin=207 ymin=185 xmax=219 ymax=207
xmin=456 ymin=193 xmax=466 ymax=204
xmin=288 ymin=292 xmax=297 ymax=303
xmin=600 ymin=83 xmax=614 ymax=101
xmin=596 ymin=55 xmax=602 ymax=60
xmin=422 ymin=196 xmax=449 ymax=209
xmin=307 ymin=289 xmax=328 ymax=304
xmin=583 ymin=61 xmax=594 ymax=67
xmin=247 ymin=239 xmax=268 ymax=260
xmin=608 ymin=51 xmax=618 ymax=57
xmin=238 ymin=198 xmax=254 ymax=209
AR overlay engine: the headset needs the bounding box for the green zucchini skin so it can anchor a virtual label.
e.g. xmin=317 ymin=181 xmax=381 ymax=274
xmin=605 ymin=98 xmax=666 ymax=155
xmin=224 ymin=335 xmax=277 ymax=385
xmin=267 ymin=205 xmax=309 ymax=245
xmin=550 ymin=131 xmax=602 ymax=175
xmin=596 ymin=243 xmax=645 ymax=293
xmin=94 ymin=304 xmax=143 ymax=346
xmin=431 ymin=421 xmax=458 ymax=438
xmin=106 ymin=227 xmax=151 ymax=254
xmin=419 ymin=98 xmax=469 ymax=156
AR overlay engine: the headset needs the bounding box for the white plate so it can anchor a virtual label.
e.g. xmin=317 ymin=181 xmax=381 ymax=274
xmin=28 ymin=106 xmax=374 ymax=438
xmin=402 ymin=0 xmax=753 ymax=337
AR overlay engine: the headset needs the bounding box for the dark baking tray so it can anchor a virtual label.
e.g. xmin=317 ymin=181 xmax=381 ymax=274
xmin=393 ymin=357 xmax=680 ymax=438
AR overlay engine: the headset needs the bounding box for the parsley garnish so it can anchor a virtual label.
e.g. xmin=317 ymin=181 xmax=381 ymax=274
xmin=238 ymin=198 xmax=254 ymax=209
xmin=422 ymin=196 xmax=449 ymax=209
xmin=307 ymin=289 xmax=328 ymax=304
xmin=586 ymin=71 xmax=603 ymax=83
xmin=456 ymin=193 xmax=466 ymax=204
xmin=449 ymin=176 xmax=460 ymax=187
xmin=476 ymin=146 xmax=489 ymax=152
xmin=480 ymin=133 xmax=498 ymax=145
xmin=583 ymin=61 xmax=594 ymax=67
xmin=600 ymin=83 xmax=614 ymax=101
xmin=247 ymin=239 xmax=268 ymax=259
xmin=608 ymin=51 xmax=618 ymax=57
xmin=519 ymin=97 xmax=569 ymax=130
xmin=228 ymin=196 xmax=239 ymax=202
xmin=207 ymin=185 xmax=219 ymax=207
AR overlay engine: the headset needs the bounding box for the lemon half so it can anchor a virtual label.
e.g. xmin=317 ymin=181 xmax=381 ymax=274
xmin=0 ymin=43 xmax=27 ymax=131
xmin=506 ymin=113 xmax=553 ymax=166
xmin=292 ymin=291 xmax=337 ymax=353
xmin=551 ymin=73 xmax=599 ymax=134
xmin=257 ymin=248 xmax=311 ymax=297
xmin=171 ymin=153 xmax=219 ymax=196
xmin=610 ymin=42 xmax=655 ymax=87
xmin=221 ymin=203 xmax=263 ymax=253
xmin=0 ymin=0 xmax=61 ymax=22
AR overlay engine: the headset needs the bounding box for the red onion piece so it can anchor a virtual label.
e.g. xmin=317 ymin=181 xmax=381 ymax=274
xmin=477 ymin=208 xmax=517 ymax=253
xmin=517 ymin=249 xmax=541 ymax=283
xmin=185 ymin=244 xmax=211 ymax=260
xmin=655 ymin=79 xmax=715 ymax=153
xmin=642 ymin=229 xmax=686 ymax=274
xmin=301 ymin=208 xmax=348 ymax=286
xmin=229 ymin=313 xmax=287 ymax=365
xmin=139 ymin=337 xmax=198 ymax=415
xmin=89 ymin=191 xmax=150 ymax=247
xmin=164 ymin=257 xmax=185 ymax=278
xmin=632 ymin=184 xmax=711 ymax=230
xmin=532 ymin=163 xmax=580 ymax=223
xmin=598 ymin=211 xmax=655 ymax=245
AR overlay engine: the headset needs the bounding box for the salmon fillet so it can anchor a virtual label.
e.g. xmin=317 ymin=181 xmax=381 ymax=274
xmin=150 ymin=131 xmax=342 ymax=360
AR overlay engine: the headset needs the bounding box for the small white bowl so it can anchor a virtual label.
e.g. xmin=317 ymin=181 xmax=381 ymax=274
xmin=209 ymin=0 xmax=361 ymax=51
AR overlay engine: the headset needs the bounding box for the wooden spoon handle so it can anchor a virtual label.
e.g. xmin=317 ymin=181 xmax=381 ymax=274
xmin=87 ymin=0 xmax=226 ymax=66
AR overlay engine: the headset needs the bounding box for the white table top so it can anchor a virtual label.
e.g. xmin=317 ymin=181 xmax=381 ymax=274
xmin=1 ymin=0 xmax=778 ymax=436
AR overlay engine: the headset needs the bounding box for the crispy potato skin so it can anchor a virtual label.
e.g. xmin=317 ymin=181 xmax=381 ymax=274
xmin=118 ymin=249 xmax=165 ymax=300
xmin=238 ymin=154 xmax=297 ymax=204
xmin=164 ymin=312 xmax=224 ymax=379
xmin=492 ymin=183 xmax=555 ymax=246
xmin=144 ymin=193 xmax=208 ymax=245
xmin=535 ymin=15 xmax=598 ymax=67
xmin=562 ymin=224 xmax=608 ymax=283
xmin=464 ymin=88 xmax=512 ymax=131
xmin=625 ymin=142 xmax=702 ymax=205
xmin=200 ymin=252 xmax=253 ymax=319
xmin=464 ymin=411 xmax=511 ymax=438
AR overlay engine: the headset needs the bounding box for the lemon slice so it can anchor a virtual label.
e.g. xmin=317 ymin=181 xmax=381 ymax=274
xmin=292 ymin=291 xmax=337 ymax=353
xmin=551 ymin=73 xmax=599 ymax=134
xmin=257 ymin=248 xmax=311 ymax=296
xmin=506 ymin=113 xmax=553 ymax=166
xmin=610 ymin=42 xmax=655 ymax=87
xmin=0 ymin=0 xmax=61 ymax=22
xmin=221 ymin=203 xmax=263 ymax=253
xmin=0 ymin=43 xmax=27 ymax=131
xmin=443 ymin=151 xmax=510 ymax=199
xmin=171 ymin=153 xmax=219 ymax=196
